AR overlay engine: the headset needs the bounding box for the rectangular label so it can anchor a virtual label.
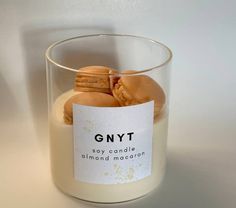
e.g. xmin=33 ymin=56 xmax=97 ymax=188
xmin=73 ymin=101 xmax=154 ymax=184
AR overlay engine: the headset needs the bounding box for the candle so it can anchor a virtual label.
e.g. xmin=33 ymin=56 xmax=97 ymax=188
xmin=46 ymin=34 xmax=172 ymax=203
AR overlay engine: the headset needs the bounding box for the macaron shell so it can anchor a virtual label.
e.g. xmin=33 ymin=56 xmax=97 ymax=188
xmin=78 ymin=66 xmax=116 ymax=74
xmin=121 ymin=70 xmax=137 ymax=74
xmin=64 ymin=92 xmax=120 ymax=124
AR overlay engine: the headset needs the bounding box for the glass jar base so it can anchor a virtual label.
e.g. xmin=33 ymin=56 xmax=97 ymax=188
xmin=52 ymin=171 xmax=165 ymax=203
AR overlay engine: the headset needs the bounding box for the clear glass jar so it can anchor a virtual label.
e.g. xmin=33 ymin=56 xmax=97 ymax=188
xmin=45 ymin=34 xmax=172 ymax=203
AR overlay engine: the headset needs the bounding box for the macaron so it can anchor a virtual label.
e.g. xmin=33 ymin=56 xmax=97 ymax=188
xmin=74 ymin=66 xmax=117 ymax=94
xmin=64 ymin=92 xmax=120 ymax=125
xmin=112 ymin=75 xmax=165 ymax=119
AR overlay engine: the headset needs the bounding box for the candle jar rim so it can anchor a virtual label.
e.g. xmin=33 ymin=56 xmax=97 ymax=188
xmin=45 ymin=34 xmax=172 ymax=75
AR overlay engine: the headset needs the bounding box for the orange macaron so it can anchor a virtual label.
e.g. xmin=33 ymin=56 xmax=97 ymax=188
xmin=112 ymin=74 xmax=165 ymax=119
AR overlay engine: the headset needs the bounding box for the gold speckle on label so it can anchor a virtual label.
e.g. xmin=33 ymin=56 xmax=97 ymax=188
xmin=127 ymin=168 xmax=134 ymax=180
xmin=82 ymin=119 xmax=95 ymax=132
xmin=104 ymin=172 xmax=109 ymax=176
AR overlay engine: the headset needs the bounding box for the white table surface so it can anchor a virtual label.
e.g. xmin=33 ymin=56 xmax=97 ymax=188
xmin=1 ymin=0 xmax=236 ymax=207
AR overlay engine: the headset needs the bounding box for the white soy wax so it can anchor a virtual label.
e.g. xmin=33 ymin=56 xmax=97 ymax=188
xmin=50 ymin=90 xmax=168 ymax=203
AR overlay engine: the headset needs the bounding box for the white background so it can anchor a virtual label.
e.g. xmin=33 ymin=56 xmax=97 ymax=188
xmin=0 ymin=0 xmax=235 ymax=207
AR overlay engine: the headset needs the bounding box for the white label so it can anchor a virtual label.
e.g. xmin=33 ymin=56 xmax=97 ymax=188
xmin=73 ymin=101 xmax=154 ymax=184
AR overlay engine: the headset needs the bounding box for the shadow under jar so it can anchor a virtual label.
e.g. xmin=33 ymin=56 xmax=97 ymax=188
xmin=46 ymin=34 xmax=172 ymax=203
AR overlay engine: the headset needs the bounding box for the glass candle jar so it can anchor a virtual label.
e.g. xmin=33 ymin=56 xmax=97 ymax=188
xmin=46 ymin=34 xmax=172 ymax=203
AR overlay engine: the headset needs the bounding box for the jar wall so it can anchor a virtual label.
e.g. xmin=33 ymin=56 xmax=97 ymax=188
xmin=46 ymin=34 xmax=172 ymax=203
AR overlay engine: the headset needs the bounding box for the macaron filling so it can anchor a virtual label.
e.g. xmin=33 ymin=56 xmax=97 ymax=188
xmin=75 ymin=76 xmax=109 ymax=88
xmin=113 ymin=79 xmax=138 ymax=106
